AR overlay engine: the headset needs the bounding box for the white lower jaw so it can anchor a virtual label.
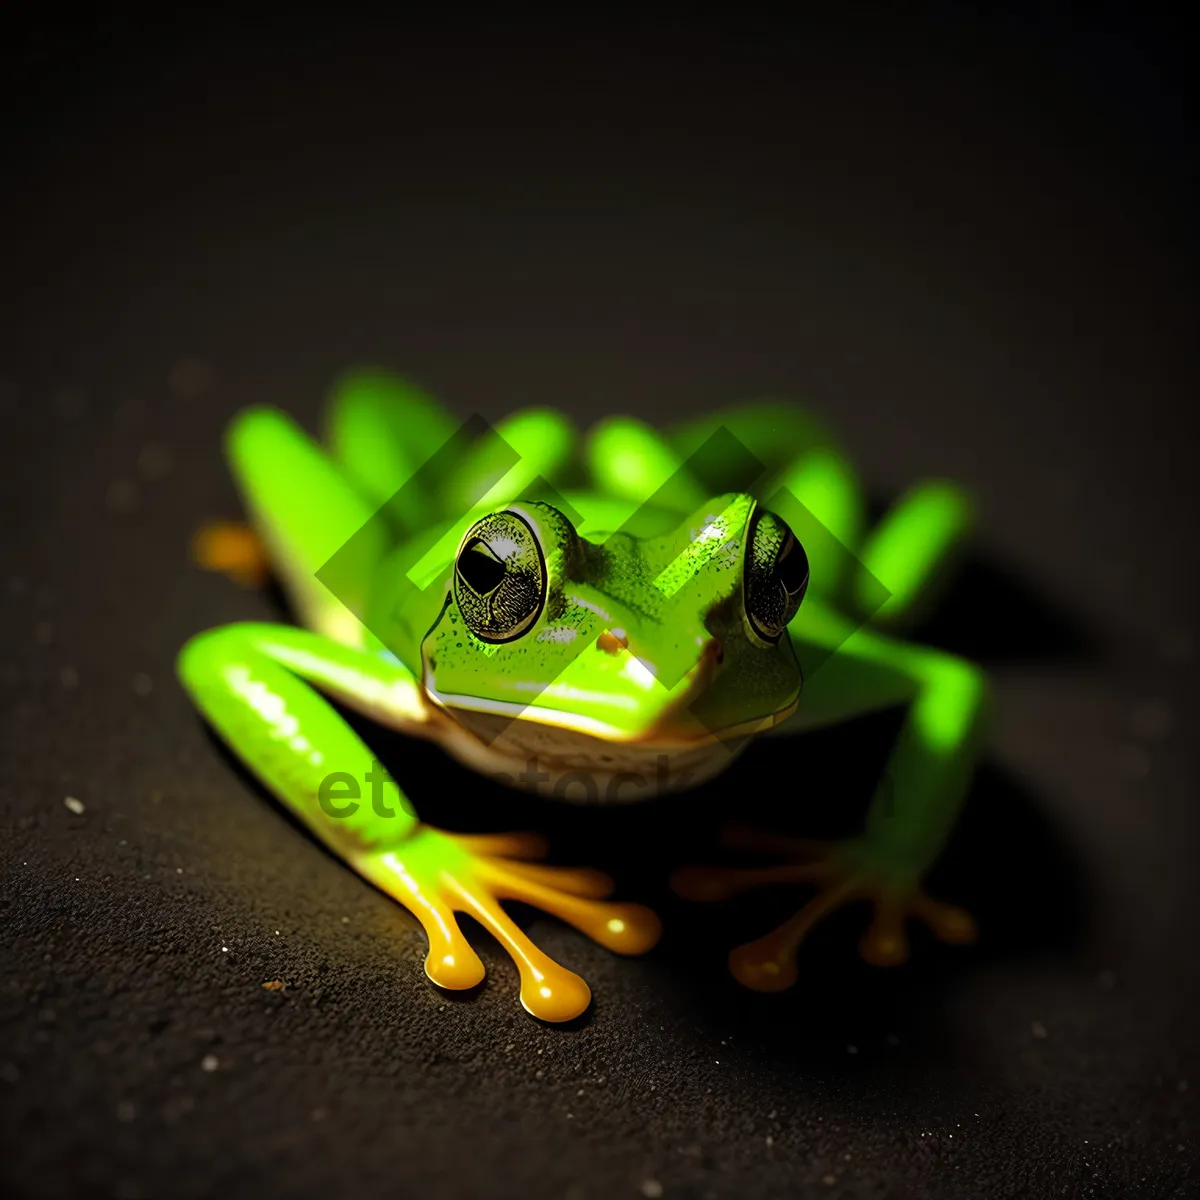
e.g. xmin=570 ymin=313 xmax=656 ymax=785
xmin=418 ymin=693 xmax=797 ymax=804
xmin=422 ymin=683 xmax=649 ymax=742
xmin=425 ymin=708 xmax=752 ymax=803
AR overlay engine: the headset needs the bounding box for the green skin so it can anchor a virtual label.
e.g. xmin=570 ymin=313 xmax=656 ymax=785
xmin=178 ymin=370 xmax=988 ymax=1016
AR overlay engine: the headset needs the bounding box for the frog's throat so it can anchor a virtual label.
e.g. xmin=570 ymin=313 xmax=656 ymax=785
xmin=419 ymin=696 xmax=797 ymax=803
xmin=424 ymin=709 xmax=754 ymax=802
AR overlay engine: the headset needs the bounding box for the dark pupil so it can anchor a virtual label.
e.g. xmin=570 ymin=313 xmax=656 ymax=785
xmin=776 ymin=535 xmax=809 ymax=595
xmin=458 ymin=538 xmax=506 ymax=594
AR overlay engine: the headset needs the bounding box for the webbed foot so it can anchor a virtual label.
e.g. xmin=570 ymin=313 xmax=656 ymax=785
xmin=357 ymin=828 xmax=661 ymax=1021
xmin=671 ymin=825 xmax=975 ymax=992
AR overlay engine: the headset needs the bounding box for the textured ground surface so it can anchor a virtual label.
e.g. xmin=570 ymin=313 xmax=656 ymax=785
xmin=1 ymin=12 xmax=1197 ymax=1199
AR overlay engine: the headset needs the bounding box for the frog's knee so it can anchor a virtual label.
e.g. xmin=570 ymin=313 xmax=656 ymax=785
xmin=919 ymin=650 xmax=992 ymax=731
xmin=585 ymin=415 xmax=706 ymax=511
xmin=224 ymin=405 xmax=296 ymax=462
xmin=932 ymin=652 xmax=988 ymax=698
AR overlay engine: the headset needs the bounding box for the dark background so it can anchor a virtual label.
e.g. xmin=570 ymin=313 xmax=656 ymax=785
xmin=1 ymin=7 xmax=1197 ymax=1198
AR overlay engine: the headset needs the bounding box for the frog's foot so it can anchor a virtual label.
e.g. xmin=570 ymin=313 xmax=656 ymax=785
xmin=191 ymin=520 xmax=271 ymax=588
xmin=356 ymin=827 xmax=662 ymax=1021
xmin=671 ymin=826 xmax=975 ymax=993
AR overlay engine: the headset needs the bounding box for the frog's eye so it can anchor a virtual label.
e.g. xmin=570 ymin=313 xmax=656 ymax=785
xmin=453 ymin=510 xmax=547 ymax=643
xmin=743 ymin=508 xmax=809 ymax=645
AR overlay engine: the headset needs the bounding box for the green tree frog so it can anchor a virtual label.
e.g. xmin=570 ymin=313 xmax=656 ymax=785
xmin=179 ymin=370 xmax=987 ymax=1021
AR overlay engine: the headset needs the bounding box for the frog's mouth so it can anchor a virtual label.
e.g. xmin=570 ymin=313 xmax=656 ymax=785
xmin=421 ymin=640 xmax=798 ymax=799
xmin=423 ymin=636 xmax=796 ymax=747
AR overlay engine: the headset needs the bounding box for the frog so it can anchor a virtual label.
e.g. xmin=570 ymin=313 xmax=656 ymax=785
xmin=179 ymin=368 xmax=988 ymax=1021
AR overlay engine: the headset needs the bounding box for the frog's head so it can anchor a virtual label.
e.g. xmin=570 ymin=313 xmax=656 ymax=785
xmin=419 ymin=495 xmax=806 ymax=759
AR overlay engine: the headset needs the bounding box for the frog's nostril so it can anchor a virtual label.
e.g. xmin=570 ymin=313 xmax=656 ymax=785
xmin=597 ymin=628 xmax=629 ymax=655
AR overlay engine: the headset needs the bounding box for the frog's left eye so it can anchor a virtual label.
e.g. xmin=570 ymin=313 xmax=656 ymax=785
xmin=453 ymin=510 xmax=547 ymax=643
xmin=743 ymin=508 xmax=809 ymax=645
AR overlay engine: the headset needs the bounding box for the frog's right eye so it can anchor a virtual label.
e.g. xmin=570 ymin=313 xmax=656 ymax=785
xmin=453 ymin=510 xmax=547 ymax=643
xmin=743 ymin=508 xmax=809 ymax=645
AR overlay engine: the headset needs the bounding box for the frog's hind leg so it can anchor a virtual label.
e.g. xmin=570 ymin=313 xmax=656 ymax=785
xmin=226 ymin=406 xmax=386 ymax=646
xmin=583 ymin=404 xmax=828 ymax=516
xmin=584 ymin=416 xmax=710 ymax=517
xmin=178 ymin=621 xmax=660 ymax=1022
xmin=666 ymin=401 xmax=836 ymax=488
xmin=324 ymin=368 xmax=580 ymax=538
xmin=322 ymin=369 xmax=458 ymax=537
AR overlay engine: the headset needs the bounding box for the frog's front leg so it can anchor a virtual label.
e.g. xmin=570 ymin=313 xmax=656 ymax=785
xmin=673 ymin=600 xmax=987 ymax=991
xmin=178 ymin=622 xmax=660 ymax=1020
